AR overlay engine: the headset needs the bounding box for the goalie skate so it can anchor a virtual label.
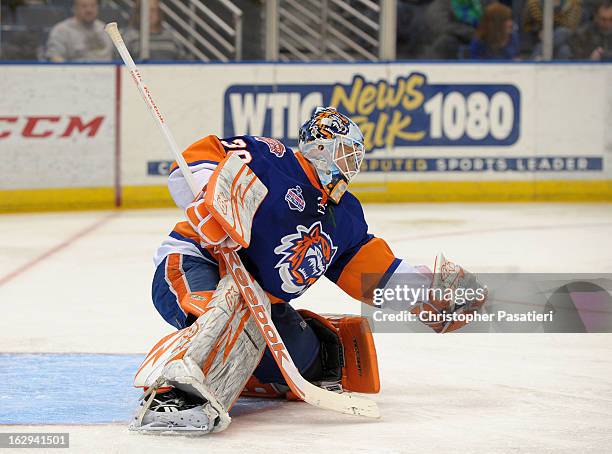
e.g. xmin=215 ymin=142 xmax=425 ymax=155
xmin=129 ymin=387 xmax=221 ymax=434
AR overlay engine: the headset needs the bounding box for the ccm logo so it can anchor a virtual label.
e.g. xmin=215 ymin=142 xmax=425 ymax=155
xmin=0 ymin=116 xmax=105 ymax=139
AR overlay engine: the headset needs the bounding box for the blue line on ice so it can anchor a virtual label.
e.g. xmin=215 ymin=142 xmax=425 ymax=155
xmin=0 ymin=353 xmax=143 ymax=424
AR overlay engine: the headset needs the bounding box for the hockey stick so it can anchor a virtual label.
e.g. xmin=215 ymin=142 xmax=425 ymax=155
xmin=105 ymin=22 xmax=379 ymax=419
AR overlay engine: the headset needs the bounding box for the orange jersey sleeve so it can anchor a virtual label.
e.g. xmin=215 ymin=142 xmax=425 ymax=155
xmin=335 ymin=237 xmax=400 ymax=305
xmin=168 ymin=135 xmax=228 ymax=208
xmin=169 ymin=135 xmax=227 ymax=174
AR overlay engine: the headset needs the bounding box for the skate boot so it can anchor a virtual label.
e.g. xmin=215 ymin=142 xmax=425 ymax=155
xmin=129 ymin=387 xmax=221 ymax=434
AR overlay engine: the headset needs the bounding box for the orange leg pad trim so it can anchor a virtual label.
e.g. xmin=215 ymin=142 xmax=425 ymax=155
xmin=239 ymin=311 xmax=380 ymax=399
xmin=178 ymin=290 xmax=215 ymax=318
xmin=300 ymin=310 xmax=380 ymax=394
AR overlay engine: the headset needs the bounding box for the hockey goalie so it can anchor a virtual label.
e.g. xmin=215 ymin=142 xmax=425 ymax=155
xmin=131 ymin=107 xmax=487 ymax=433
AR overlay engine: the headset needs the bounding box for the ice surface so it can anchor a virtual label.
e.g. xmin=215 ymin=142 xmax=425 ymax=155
xmin=0 ymin=354 xmax=142 ymax=424
xmin=1 ymin=204 xmax=611 ymax=453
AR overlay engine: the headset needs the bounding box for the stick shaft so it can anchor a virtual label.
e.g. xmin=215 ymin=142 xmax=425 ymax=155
xmin=104 ymin=22 xmax=198 ymax=196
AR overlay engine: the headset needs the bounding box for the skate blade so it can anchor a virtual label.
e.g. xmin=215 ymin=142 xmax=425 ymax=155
xmin=128 ymin=422 xmax=213 ymax=435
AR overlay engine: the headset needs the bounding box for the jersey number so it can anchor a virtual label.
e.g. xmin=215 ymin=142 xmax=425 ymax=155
xmin=221 ymin=139 xmax=252 ymax=163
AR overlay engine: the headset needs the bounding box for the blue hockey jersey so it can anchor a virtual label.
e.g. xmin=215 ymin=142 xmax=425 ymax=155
xmin=155 ymin=134 xmax=400 ymax=305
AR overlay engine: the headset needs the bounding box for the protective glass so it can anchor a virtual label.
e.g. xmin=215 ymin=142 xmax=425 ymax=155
xmin=333 ymin=135 xmax=364 ymax=181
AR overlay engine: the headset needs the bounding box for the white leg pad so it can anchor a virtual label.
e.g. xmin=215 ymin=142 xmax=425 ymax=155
xmin=133 ymin=274 xmax=267 ymax=432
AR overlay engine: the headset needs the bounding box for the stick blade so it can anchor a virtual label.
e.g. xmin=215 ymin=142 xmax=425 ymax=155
xmin=301 ymin=380 xmax=380 ymax=418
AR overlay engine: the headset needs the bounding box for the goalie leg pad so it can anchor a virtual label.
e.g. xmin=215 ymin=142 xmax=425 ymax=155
xmin=241 ymin=310 xmax=380 ymax=399
xmin=300 ymin=310 xmax=380 ymax=394
xmin=134 ymin=273 xmax=267 ymax=432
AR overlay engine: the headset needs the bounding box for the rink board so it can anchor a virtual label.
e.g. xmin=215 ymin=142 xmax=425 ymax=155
xmin=1 ymin=63 xmax=611 ymax=212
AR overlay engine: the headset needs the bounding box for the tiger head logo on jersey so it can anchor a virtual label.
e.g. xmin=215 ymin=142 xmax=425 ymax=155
xmin=274 ymin=222 xmax=338 ymax=295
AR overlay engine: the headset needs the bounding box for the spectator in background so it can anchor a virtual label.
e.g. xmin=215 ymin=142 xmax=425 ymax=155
xmin=1 ymin=0 xmax=44 ymax=60
xmin=469 ymin=2 xmax=520 ymax=58
xmin=581 ymin=0 xmax=604 ymax=23
xmin=3 ymin=0 xmax=46 ymax=21
xmin=423 ymin=0 xmax=483 ymax=59
xmin=570 ymin=0 xmax=612 ymax=59
xmin=123 ymin=0 xmax=186 ymax=61
xmin=45 ymin=0 xmax=113 ymax=62
xmin=522 ymin=0 xmax=582 ymax=59
xmin=396 ymin=0 xmax=433 ymax=59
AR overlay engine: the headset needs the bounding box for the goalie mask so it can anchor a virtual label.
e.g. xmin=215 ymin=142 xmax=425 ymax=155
xmin=298 ymin=107 xmax=365 ymax=204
